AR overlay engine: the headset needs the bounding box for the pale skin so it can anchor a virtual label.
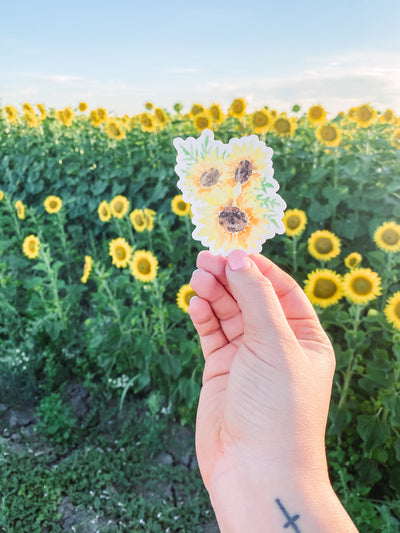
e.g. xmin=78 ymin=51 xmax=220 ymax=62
xmin=189 ymin=249 xmax=359 ymax=533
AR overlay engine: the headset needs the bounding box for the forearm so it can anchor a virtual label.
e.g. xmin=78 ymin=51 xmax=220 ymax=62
xmin=207 ymin=458 xmax=358 ymax=533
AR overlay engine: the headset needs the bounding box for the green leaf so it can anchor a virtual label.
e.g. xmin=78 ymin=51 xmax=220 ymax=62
xmin=356 ymin=414 xmax=390 ymax=453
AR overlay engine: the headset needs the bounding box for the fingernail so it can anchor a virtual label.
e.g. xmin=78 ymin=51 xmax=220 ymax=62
xmin=228 ymin=250 xmax=250 ymax=271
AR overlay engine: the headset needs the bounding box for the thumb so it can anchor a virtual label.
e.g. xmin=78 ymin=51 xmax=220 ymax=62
xmin=226 ymin=250 xmax=296 ymax=351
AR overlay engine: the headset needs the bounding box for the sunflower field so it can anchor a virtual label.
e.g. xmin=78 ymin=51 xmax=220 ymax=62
xmin=1 ymin=99 xmax=400 ymax=530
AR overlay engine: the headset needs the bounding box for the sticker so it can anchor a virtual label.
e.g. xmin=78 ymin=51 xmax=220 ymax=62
xmin=173 ymin=129 xmax=286 ymax=256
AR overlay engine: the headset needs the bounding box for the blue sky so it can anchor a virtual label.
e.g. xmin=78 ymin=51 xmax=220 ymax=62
xmin=1 ymin=0 xmax=400 ymax=117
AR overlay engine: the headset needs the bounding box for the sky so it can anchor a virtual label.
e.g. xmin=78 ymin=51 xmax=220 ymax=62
xmin=1 ymin=0 xmax=400 ymax=118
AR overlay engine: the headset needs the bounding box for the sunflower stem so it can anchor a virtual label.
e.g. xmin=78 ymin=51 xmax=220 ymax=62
xmin=96 ymin=265 xmax=124 ymax=334
xmin=338 ymin=305 xmax=362 ymax=410
xmin=291 ymin=235 xmax=298 ymax=273
xmin=5 ymin=194 xmax=22 ymax=241
xmin=40 ymin=245 xmax=64 ymax=323
xmin=380 ymin=253 xmax=394 ymax=311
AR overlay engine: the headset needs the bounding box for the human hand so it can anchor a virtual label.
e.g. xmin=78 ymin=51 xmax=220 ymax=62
xmin=189 ymin=250 xmax=357 ymax=532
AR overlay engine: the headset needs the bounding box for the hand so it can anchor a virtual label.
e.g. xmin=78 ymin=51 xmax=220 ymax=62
xmin=189 ymin=250 xmax=357 ymax=532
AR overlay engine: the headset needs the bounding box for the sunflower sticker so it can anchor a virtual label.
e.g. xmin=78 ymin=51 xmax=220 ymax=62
xmin=173 ymin=129 xmax=286 ymax=256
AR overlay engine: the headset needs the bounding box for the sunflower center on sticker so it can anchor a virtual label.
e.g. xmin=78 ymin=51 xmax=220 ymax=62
xmin=351 ymin=277 xmax=372 ymax=295
xmin=234 ymin=160 xmax=253 ymax=184
xmin=382 ymin=228 xmax=400 ymax=245
xmin=200 ymin=168 xmax=220 ymax=188
xmin=315 ymin=237 xmax=334 ymax=254
xmin=218 ymin=205 xmax=249 ymax=233
xmin=314 ymin=279 xmax=337 ymax=299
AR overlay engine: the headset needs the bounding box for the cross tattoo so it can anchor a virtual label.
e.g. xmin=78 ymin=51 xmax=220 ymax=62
xmin=275 ymin=498 xmax=301 ymax=532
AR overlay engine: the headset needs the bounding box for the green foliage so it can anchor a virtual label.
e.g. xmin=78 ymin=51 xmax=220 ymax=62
xmin=1 ymin=103 xmax=400 ymax=529
xmin=35 ymin=392 xmax=77 ymax=444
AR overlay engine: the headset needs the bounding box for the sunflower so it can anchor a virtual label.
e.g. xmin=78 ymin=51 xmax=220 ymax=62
xmin=109 ymin=237 xmax=132 ymax=268
xmin=190 ymin=104 xmax=205 ymax=118
xmin=23 ymin=113 xmax=38 ymax=128
xmin=228 ymin=98 xmax=246 ymax=118
xmin=110 ymin=195 xmax=130 ymax=219
xmin=384 ymin=291 xmax=400 ymax=331
xmin=224 ymin=135 xmax=272 ymax=192
xmin=177 ymin=284 xmax=198 ymax=313
xmin=193 ymin=113 xmax=212 ymax=132
xmin=96 ymin=108 xmax=108 ymax=123
xmin=272 ymin=115 xmax=297 ymax=137
xmin=343 ymin=268 xmax=382 ymax=305
xmin=15 ymin=200 xmax=26 ymax=220
xmin=304 ymin=269 xmax=343 ymax=308
xmin=90 ymin=110 xmax=103 ymax=127
xmin=315 ymin=123 xmax=342 ymax=147
xmin=380 ymin=109 xmax=396 ymax=124
xmin=282 ymin=209 xmax=307 ymax=237
xmin=307 ymin=105 xmax=327 ymax=126
xmin=308 ymin=230 xmax=341 ymax=261
xmin=37 ymin=104 xmax=47 ymax=120
xmin=171 ymin=195 xmax=191 ymax=216
xmin=209 ymin=103 xmax=224 ymax=124
xmin=177 ymin=150 xmax=226 ymax=201
xmin=0 ymin=190 xmax=4 ymax=202
xmin=354 ymin=104 xmax=377 ymax=128
xmin=374 ymin=221 xmax=400 ymax=253
xmin=78 ymin=102 xmax=88 ymax=112
xmin=139 ymin=112 xmax=157 ymax=132
xmin=130 ymin=209 xmax=148 ymax=232
xmin=98 ymin=201 xmax=112 ymax=222
xmin=81 ymin=255 xmax=93 ymax=283
xmin=154 ymin=108 xmax=168 ymax=127
xmin=44 ymin=195 xmax=62 ymax=214
xmin=130 ymin=250 xmax=158 ymax=282
xmin=144 ymin=208 xmax=156 ymax=231
xmin=192 ymin=187 xmax=275 ymax=256
xmin=344 ymin=252 xmax=362 ymax=270
xmin=23 ymin=103 xmax=35 ymax=115
xmin=145 ymin=102 xmax=154 ymax=111
xmin=4 ymin=105 xmax=18 ymax=123
xmin=251 ymin=109 xmax=272 ymax=135
xmin=56 ymin=107 xmax=74 ymax=127
xmin=105 ymin=119 xmax=126 ymax=140
xmin=22 ymin=234 xmax=40 ymax=259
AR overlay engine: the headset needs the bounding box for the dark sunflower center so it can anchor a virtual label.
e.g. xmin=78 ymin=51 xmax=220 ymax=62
xmin=199 ymin=168 xmax=220 ymax=188
xmin=114 ymin=201 xmax=123 ymax=213
xmin=322 ymin=126 xmax=337 ymax=141
xmin=358 ymin=106 xmax=372 ymax=122
xmin=315 ymin=237 xmax=334 ymax=254
xmin=348 ymin=257 xmax=358 ymax=267
xmin=382 ymin=228 xmax=400 ymax=245
xmin=134 ymin=214 xmax=145 ymax=226
xmin=101 ymin=207 xmax=108 ymax=217
xmin=116 ymin=247 xmax=127 ymax=260
xmin=275 ymin=119 xmax=290 ymax=133
xmin=50 ymin=201 xmax=58 ymax=209
xmin=232 ymin=101 xmax=244 ymax=114
xmin=185 ymin=290 xmax=196 ymax=306
xmin=314 ymin=279 xmax=337 ymax=299
xmin=210 ymin=107 xmax=220 ymax=120
xmin=395 ymin=302 xmax=400 ymax=319
xmin=196 ymin=116 xmax=209 ymax=129
xmin=287 ymin=215 xmax=300 ymax=229
xmin=138 ymin=259 xmax=151 ymax=274
xmin=28 ymin=241 xmax=36 ymax=252
xmin=311 ymin=107 xmax=323 ymax=119
xmin=178 ymin=201 xmax=188 ymax=212
xmin=234 ymin=160 xmax=253 ymax=184
xmin=253 ymin=111 xmax=269 ymax=127
xmin=351 ymin=277 xmax=372 ymax=295
xmin=218 ymin=206 xmax=248 ymax=233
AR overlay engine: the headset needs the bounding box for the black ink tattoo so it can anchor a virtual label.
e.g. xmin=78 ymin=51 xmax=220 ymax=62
xmin=275 ymin=498 xmax=301 ymax=532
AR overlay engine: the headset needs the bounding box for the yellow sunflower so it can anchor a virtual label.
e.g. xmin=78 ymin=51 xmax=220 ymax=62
xmin=171 ymin=195 xmax=191 ymax=216
xmin=145 ymin=102 xmax=154 ymax=111
xmin=308 ymin=230 xmax=341 ymax=261
xmin=15 ymin=200 xmax=26 ymax=220
xmin=307 ymin=105 xmax=327 ymax=126
xmin=96 ymin=107 xmax=108 ymax=123
xmin=374 ymin=221 xmax=400 ymax=253
xmin=37 ymin=104 xmax=47 ymax=120
xmin=44 ymin=195 xmax=62 ymax=214
xmin=105 ymin=119 xmax=126 ymax=141
xmin=384 ymin=291 xmax=400 ymax=331
xmin=78 ymin=102 xmax=88 ymax=112
xmin=177 ymin=150 xmax=226 ymax=201
xmin=109 ymin=238 xmax=132 ymax=268
xmin=23 ymin=103 xmax=35 ymax=115
xmin=251 ymin=109 xmax=272 ymax=135
xmin=90 ymin=110 xmax=103 ymax=127
xmin=315 ymin=123 xmax=342 ymax=147
xmin=110 ymin=195 xmax=130 ymax=219
xmin=193 ymin=113 xmax=212 ymax=132
xmin=154 ymin=107 xmax=168 ymax=127
xmin=282 ymin=209 xmax=307 ymax=237
xmin=354 ymin=104 xmax=377 ymax=128
xmin=192 ymin=187 xmax=273 ymax=256
xmin=272 ymin=115 xmax=297 ymax=137
xmin=81 ymin=255 xmax=93 ymax=283
xmin=228 ymin=98 xmax=246 ymax=118
xmin=56 ymin=107 xmax=74 ymax=127
xmin=23 ymin=112 xmax=38 ymax=128
xmin=344 ymin=252 xmax=362 ymax=270
xmin=224 ymin=136 xmax=272 ymax=192
xmin=304 ymin=269 xmax=343 ymax=308
xmin=98 ymin=201 xmax=112 ymax=222
xmin=139 ymin=112 xmax=157 ymax=132
xmin=130 ymin=209 xmax=148 ymax=232
xmin=343 ymin=268 xmax=382 ymax=305
xmin=190 ymin=104 xmax=205 ymax=118
xmin=130 ymin=250 xmax=158 ymax=283
xmin=22 ymin=234 xmax=40 ymax=259
xmin=177 ymin=284 xmax=198 ymax=313
xmin=4 ymin=105 xmax=18 ymax=123
xmin=0 ymin=190 xmax=4 ymax=202
xmin=379 ymin=109 xmax=396 ymax=124
xmin=143 ymin=208 xmax=156 ymax=231
xmin=209 ymin=103 xmax=224 ymax=124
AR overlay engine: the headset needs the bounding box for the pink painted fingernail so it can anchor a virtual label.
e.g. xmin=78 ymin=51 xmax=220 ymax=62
xmin=228 ymin=250 xmax=250 ymax=271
